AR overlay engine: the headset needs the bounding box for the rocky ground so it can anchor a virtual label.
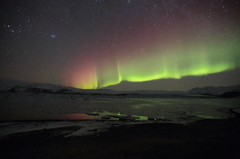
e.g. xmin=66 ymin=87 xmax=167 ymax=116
xmin=0 ymin=111 xmax=240 ymax=159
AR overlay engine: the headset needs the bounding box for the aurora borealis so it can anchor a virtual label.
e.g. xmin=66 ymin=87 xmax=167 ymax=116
xmin=1 ymin=0 xmax=240 ymax=90
xmin=68 ymin=36 xmax=240 ymax=89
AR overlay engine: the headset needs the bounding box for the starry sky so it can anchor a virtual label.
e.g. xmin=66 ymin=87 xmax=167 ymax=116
xmin=1 ymin=0 xmax=240 ymax=91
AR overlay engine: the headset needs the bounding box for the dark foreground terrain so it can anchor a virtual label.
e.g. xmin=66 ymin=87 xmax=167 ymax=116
xmin=1 ymin=113 xmax=240 ymax=159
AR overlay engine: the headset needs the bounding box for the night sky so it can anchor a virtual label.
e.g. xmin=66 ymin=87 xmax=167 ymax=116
xmin=1 ymin=0 xmax=240 ymax=91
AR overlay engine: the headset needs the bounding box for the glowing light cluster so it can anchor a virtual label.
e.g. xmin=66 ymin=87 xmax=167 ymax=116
xmin=64 ymin=1 xmax=240 ymax=90
xmin=66 ymin=36 xmax=240 ymax=89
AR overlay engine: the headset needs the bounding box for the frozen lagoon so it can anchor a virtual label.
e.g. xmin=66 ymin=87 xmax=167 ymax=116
xmin=0 ymin=91 xmax=239 ymax=121
xmin=0 ymin=90 xmax=240 ymax=159
xmin=0 ymin=90 xmax=239 ymax=138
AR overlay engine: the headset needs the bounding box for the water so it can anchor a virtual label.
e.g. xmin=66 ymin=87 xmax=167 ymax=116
xmin=0 ymin=110 xmax=151 ymax=121
xmin=0 ymin=92 xmax=239 ymax=121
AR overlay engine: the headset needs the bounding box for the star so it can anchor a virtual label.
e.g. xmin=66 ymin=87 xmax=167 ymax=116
xmin=50 ymin=34 xmax=56 ymax=38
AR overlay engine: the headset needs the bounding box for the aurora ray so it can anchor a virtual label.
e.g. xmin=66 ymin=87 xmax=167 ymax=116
xmin=67 ymin=33 xmax=240 ymax=89
xmin=60 ymin=1 xmax=240 ymax=90
xmin=1 ymin=0 xmax=240 ymax=91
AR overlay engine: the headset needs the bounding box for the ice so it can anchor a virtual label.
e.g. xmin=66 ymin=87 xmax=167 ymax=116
xmin=0 ymin=80 xmax=239 ymax=137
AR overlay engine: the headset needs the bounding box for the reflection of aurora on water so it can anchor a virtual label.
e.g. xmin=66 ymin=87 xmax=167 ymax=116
xmin=1 ymin=95 xmax=239 ymax=121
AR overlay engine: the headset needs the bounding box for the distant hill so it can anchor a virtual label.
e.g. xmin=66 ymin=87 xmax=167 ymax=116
xmin=0 ymin=78 xmax=113 ymax=94
xmin=0 ymin=78 xmax=31 ymax=91
xmin=0 ymin=78 xmax=61 ymax=91
xmin=219 ymin=89 xmax=240 ymax=98
xmin=1 ymin=78 xmax=239 ymax=97
xmin=188 ymin=85 xmax=240 ymax=96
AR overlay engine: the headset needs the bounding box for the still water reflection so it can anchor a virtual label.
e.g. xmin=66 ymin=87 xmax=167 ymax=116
xmin=0 ymin=110 xmax=150 ymax=121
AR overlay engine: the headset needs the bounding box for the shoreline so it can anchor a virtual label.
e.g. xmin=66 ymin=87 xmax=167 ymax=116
xmin=0 ymin=113 xmax=240 ymax=159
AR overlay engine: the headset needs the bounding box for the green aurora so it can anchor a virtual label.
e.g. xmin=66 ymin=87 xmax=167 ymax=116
xmin=96 ymin=38 xmax=240 ymax=89
xmin=65 ymin=1 xmax=240 ymax=90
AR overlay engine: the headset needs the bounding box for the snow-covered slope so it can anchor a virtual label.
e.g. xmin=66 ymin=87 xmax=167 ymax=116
xmin=0 ymin=78 xmax=100 ymax=93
